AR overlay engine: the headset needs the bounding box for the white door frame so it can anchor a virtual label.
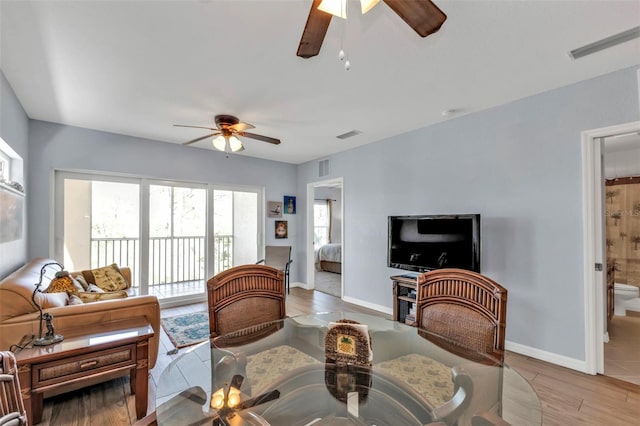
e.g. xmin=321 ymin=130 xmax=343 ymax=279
xmin=306 ymin=177 xmax=344 ymax=296
xmin=582 ymin=120 xmax=640 ymax=374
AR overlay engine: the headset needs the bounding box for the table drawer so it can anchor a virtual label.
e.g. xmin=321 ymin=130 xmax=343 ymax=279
xmin=33 ymin=344 xmax=136 ymax=388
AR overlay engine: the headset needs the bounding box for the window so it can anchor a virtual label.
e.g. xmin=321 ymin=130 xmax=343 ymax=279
xmin=55 ymin=171 xmax=262 ymax=303
xmin=314 ymin=201 xmax=329 ymax=246
xmin=0 ymin=151 xmax=9 ymax=183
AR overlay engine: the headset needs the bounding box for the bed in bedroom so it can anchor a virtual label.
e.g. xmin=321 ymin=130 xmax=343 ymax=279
xmin=315 ymin=243 xmax=341 ymax=274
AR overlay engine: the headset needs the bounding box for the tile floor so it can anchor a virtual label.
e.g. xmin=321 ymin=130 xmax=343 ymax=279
xmin=604 ymin=315 xmax=640 ymax=385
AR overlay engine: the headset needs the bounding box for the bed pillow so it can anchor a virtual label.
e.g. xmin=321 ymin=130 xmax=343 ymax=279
xmin=82 ymin=264 xmax=128 ymax=291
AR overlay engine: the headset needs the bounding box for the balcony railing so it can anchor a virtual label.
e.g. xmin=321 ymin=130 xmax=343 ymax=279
xmin=90 ymin=235 xmax=233 ymax=289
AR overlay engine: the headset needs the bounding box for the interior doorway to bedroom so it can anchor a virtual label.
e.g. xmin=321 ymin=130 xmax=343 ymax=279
xmin=306 ymin=177 xmax=343 ymax=298
xmin=583 ymin=120 xmax=640 ymax=385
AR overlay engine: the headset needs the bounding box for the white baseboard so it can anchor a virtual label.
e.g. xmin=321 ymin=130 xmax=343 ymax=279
xmin=341 ymin=295 xmax=393 ymax=316
xmin=290 ymin=281 xmax=313 ymax=290
xmin=603 ymin=332 xmax=609 ymax=343
xmin=289 ymin=283 xmax=392 ymax=315
xmin=506 ymin=340 xmax=590 ymax=374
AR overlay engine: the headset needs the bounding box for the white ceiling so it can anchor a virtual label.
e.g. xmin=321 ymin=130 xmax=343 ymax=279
xmin=604 ymin=131 xmax=640 ymax=153
xmin=1 ymin=1 xmax=639 ymax=164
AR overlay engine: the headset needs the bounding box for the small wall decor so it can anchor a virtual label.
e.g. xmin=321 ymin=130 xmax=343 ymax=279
xmin=284 ymin=195 xmax=296 ymax=214
xmin=267 ymin=201 xmax=283 ymax=218
xmin=0 ymin=184 xmax=24 ymax=242
xmin=275 ymin=220 xmax=288 ymax=239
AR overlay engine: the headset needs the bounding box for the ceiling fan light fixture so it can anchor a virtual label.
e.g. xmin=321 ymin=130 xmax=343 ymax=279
xmin=360 ymin=0 xmax=380 ymax=14
xmin=213 ymin=135 xmax=244 ymax=153
xmin=318 ymin=0 xmax=380 ymax=18
xmin=228 ymin=135 xmax=244 ymax=152
xmin=212 ymin=135 xmax=227 ymax=151
xmin=318 ymin=0 xmax=347 ymax=19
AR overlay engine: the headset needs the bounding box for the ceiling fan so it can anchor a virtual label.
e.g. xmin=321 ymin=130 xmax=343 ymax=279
xmin=174 ymin=114 xmax=281 ymax=153
xmin=297 ymin=0 xmax=447 ymax=59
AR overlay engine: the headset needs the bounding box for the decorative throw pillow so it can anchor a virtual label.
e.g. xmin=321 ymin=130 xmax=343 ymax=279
xmin=78 ymin=290 xmax=128 ymax=304
xmin=68 ymin=294 xmax=84 ymax=305
xmin=36 ymin=292 xmax=69 ymax=309
xmin=45 ymin=271 xmax=80 ymax=296
xmin=82 ymin=264 xmax=128 ymax=291
xmin=73 ymin=274 xmax=90 ymax=291
xmin=87 ymin=284 xmax=105 ymax=293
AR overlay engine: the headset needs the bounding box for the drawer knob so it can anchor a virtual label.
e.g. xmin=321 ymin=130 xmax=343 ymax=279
xmin=80 ymin=360 xmax=99 ymax=369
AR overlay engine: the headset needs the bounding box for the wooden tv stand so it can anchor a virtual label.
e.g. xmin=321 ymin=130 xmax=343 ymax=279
xmin=14 ymin=319 xmax=154 ymax=425
xmin=391 ymin=275 xmax=418 ymax=326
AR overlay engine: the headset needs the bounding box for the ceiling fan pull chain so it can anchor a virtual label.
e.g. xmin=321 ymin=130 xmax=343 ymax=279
xmin=339 ymin=1 xmax=350 ymax=71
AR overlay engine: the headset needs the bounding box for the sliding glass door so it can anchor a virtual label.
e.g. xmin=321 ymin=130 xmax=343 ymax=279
xmin=54 ymin=172 xmax=262 ymax=304
xmin=212 ymin=189 xmax=259 ymax=273
xmin=57 ymin=176 xmax=141 ymax=291
xmin=148 ymin=184 xmax=206 ymax=299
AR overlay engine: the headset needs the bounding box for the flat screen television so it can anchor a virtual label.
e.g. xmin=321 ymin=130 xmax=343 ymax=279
xmin=388 ymin=214 xmax=480 ymax=273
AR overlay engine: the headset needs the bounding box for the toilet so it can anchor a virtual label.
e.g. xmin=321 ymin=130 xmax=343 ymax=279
xmin=614 ymin=283 xmax=640 ymax=316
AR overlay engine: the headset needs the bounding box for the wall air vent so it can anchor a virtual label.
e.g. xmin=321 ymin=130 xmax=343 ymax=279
xmin=568 ymin=26 xmax=640 ymax=59
xmin=336 ymin=130 xmax=362 ymax=139
xmin=319 ymin=159 xmax=329 ymax=177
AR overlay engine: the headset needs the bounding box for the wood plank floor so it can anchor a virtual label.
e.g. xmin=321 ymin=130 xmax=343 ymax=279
xmin=37 ymin=288 xmax=640 ymax=425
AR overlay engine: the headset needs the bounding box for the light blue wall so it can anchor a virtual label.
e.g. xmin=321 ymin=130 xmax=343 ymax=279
xmin=27 ymin=120 xmax=298 ymax=279
xmin=6 ymin=65 xmax=640 ymax=361
xmin=296 ymin=66 xmax=640 ymax=361
xmin=0 ymin=70 xmax=28 ymax=278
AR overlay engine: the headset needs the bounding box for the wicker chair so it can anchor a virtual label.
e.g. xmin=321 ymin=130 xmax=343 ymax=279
xmin=0 ymin=351 xmax=27 ymax=426
xmin=206 ymin=264 xmax=286 ymax=339
xmin=416 ymin=268 xmax=508 ymax=365
xmin=257 ymin=246 xmax=293 ymax=294
xmin=411 ymin=269 xmax=508 ymax=425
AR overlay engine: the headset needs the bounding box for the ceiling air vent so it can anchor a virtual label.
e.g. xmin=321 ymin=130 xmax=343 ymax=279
xmin=319 ymin=159 xmax=330 ymax=177
xmin=568 ymin=26 xmax=640 ymax=59
xmin=336 ymin=130 xmax=362 ymax=139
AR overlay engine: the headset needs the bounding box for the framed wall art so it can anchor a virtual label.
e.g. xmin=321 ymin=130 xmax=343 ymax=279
xmin=275 ymin=220 xmax=288 ymax=239
xmin=284 ymin=195 xmax=296 ymax=214
xmin=0 ymin=184 xmax=24 ymax=243
xmin=268 ymin=201 xmax=283 ymax=218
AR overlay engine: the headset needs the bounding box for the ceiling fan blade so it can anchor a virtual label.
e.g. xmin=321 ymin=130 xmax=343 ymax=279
xmin=182 ymin=133 xmax=219 ymax=145
xmin=238 ymin=389 xmax=280 ymax=410
xmin=174 ymin=124 xmax=217 ymax=131
xmin=383 ymin=0 xmax=447 ymax=37
xmin=242 ymin=132 xmax=281 ymax=145
xmin=297 ymin=0 xmax=332 ymax=58
xmin=230 ymin=121 xmax=255 ymax=132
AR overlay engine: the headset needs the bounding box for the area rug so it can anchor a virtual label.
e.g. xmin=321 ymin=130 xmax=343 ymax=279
xmin=161 ymin=311 xmax=209 ymax=354
xmin=314 ymin=270 xmax=341 ymax=297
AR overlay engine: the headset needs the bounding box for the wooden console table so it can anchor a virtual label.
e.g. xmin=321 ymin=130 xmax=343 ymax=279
xmin=14 ymin=319 xmax=154 ymax=424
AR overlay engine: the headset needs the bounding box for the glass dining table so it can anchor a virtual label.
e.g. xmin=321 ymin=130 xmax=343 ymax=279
xmin=155 ymin=312 xmax=541 ymax=425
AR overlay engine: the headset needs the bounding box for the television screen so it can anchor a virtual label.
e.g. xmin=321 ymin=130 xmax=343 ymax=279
xmin=388 ymin=214 xmax=480 ymax=273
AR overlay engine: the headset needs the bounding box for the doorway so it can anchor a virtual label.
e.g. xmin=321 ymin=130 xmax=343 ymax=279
xmin=583 ymin=121 xmax=640 ymax=384
xmin=602 ymin=131 xmax=640 ymax=385
xmin=306 ymin=177 xmax=343 ymax=298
